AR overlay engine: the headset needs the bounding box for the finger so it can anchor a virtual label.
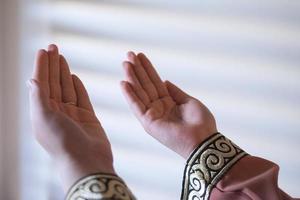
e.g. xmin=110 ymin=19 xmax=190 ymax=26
xmin=123 ymin=61 xmax=151 ymax=106
xmin=165 ymin=80 xmax=191 ymax=104
xmin=137 ymin=53 xmax=169 ymax=98
xmin=60 ymin=55 xmax=77 ymax=104
xmin=127 ymin=51 xmax=159 ymax=101
xmin=28 ymin=79 xmax=51 ymax=116
xmin=32 ymin=49 xmax=50 ymax=96
xmin=48 ymin=44 xmax=62 ymax=102
xmin=120 ymin=81 xmax=146 ymax=117
xmin=72 ymin=74 xmax=94 ymax=112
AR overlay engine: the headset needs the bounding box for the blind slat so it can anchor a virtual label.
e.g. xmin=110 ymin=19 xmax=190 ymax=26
xmin=22 ymin=1 xmax=300 ymax=199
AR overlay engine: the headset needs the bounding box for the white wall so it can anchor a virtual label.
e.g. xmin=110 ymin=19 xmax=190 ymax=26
xmin=27 ymin=1 xmax=300 ymax=198
xmin=0 ymin=0 xmax=21 ymax=199
xmin=0 ymin=0 xmax=4 ymax=197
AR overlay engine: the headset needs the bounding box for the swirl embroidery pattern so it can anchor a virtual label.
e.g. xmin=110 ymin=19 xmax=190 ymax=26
xmin=181 ymin=133 xmax=247 ymax=200
xmin=66 ymin=174 xmax=136 ymax=200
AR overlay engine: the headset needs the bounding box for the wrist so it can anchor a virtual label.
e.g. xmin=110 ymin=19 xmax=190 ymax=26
xmin=55 ymin=155 xmax=115 ymax=192
xmin=182 ymin=128 xmax=217 ymax=159
xmin=181 ymin=132 xmax=248 ymax=200
xmin=66 ymin=173 xmax=136 ymax=200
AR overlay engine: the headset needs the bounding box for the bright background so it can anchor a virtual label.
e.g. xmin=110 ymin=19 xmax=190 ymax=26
xmin=0 ymin=0 xmax=300 ymax=199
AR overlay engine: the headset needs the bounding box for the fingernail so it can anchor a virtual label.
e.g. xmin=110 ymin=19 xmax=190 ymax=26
xmin=120 ymin=80 xmax=126 ymax=86
xmin=48 ymin=44 xmax=58 ymax=52
xmin=38 ymin=49 xmax=47 ymax=55
xmin=127 ymin=51 xmax=135 ymax=58
xmin=165 ymin=80 xmax=171 ymax=85
xmin=137 ymin=52 xmax=144 ymax=57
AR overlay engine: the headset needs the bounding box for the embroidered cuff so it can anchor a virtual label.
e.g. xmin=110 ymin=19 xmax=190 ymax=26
xmin=181 ymin=133 xmax=247 ymax=200
xmin=66 ymin=173 xmax=136 ymax=200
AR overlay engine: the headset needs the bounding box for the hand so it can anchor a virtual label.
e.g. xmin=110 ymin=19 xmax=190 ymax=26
xmin=28 ymin=44 xmax=115 ymax=191
xmin=121 ymin=52 xmax=217 ymax=159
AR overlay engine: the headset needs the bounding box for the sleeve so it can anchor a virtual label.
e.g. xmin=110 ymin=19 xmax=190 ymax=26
xmin=180 ymin=132 xmax=296 ymax=200
xmin=65 ymin=173 xmax=136 ymax=200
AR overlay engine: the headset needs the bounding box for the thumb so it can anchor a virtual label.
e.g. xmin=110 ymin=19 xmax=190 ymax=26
xmin=28 ymin=79 xmax=50 ymax=116
xmin=165 ymin=80 xmax=191 ymax=104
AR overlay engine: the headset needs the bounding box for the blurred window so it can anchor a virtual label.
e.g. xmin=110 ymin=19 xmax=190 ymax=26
xmin=20 ymin=1 xmax=300 ymax=199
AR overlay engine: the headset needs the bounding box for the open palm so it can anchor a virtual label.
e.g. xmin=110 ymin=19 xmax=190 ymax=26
xmin=121 ymin=52 xmax=217 ymax=158
xmin=29 ymin=45 xmax=114 ymax=190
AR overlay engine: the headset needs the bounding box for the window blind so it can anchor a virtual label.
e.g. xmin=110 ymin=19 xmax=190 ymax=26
xmin=22 ymin=0 xmax=300 ymax=199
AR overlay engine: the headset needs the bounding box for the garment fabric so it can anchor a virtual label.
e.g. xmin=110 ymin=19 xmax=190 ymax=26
xmin=66 ymin=133 xmax=296 ymax=200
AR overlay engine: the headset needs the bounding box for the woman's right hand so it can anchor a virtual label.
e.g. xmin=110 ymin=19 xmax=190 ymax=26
xmin=121 ymin=52 xmax=218 ymax=159
xmin=28 ymin=44 xmax=115 ymax=191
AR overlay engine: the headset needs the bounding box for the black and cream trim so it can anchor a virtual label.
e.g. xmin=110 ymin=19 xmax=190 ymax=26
xmin=66 ymin=173 xmax=136 ymax=200
xmin=181 ymin=133 xmax=247 ymax=200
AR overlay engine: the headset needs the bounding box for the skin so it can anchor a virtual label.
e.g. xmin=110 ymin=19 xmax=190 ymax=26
xmin=29 ymin=45 xmax=217 ymax=193
xmin=28 ymin=44 xmax=115 ymax=191
xmin=120 ymin=52 xmax=218 ymax=159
